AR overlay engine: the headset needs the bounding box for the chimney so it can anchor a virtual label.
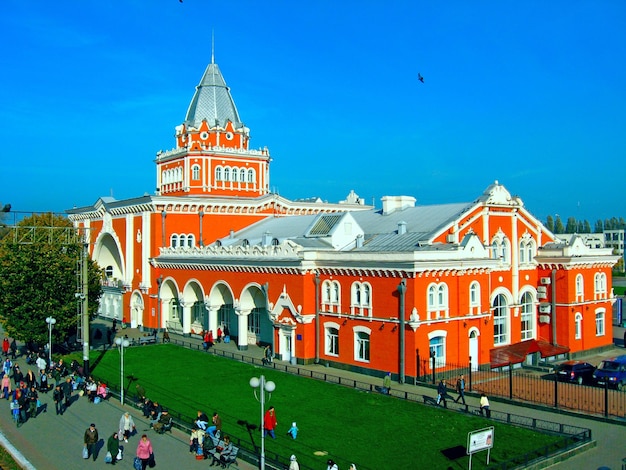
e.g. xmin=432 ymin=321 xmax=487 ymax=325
xmin=381 ymin=196 xmax=416 ymax=215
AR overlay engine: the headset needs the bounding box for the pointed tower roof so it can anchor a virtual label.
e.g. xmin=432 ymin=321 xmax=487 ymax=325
xmin=184 ymin=60 xmax=244 ymax=130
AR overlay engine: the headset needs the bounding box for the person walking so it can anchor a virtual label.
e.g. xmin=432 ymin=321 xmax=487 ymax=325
xmin=52 ymin=385 xmax=64 ymax=415
xmin=264 ymin=406 xmax=277 ymax=438
xmin=119 ymin=411 xmax=136 ymax=443
xmin=382 ymin=371 xmax=391 ymax=394
xmin=1 ymin=373 xmax=11 ymax=399
xmin=107 ymin=431 xmax=120 ymax=465
xmin=289 ymin=454 xmax=300 ymax=470
xmin=2 ymin=337 xmax=10 ymax=358
xmin=84 ymin=423 xmax=99 ymax=461
xmin=454 ymin=374 xmax=466 ymax=405
xmin=9 ymin=339 xmax=17 ymax=359
xmin=136 ymin=434 xmax=153 ymax=470
xmin=326 ymin=459 xmax=339 ymax=470
xmin=480 ymin=393 xmax=491 ymax=418
xmin=61 ymin=376 xmax=72 ymax=410
xmin=436 ymin=379 xmax=449 ymax=408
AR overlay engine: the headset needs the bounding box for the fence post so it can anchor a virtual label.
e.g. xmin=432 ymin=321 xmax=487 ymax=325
xmin=508 ymin=362 xmax=513 ymax=400
xmin=431 ymin=350 xmax=436 ymax=385
xmin=468 ymin=356 xmax=472 ymax=392
xmin=554 ymin=371 xmax=558 ymax=408
xmin=416 ymin=349 xmax=420 ymax=384
xmin=604 ymin=381 xmax=609 ymax=418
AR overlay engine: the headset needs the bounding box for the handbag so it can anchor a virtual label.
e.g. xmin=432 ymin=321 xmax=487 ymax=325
xmin=82 ymin=446 xmax=89 ymax=459
xmin=116 ymin=449 xmax=123 ymax=460
xmin=134 ymin=456 xmax=143 ymax=470
xmin=148 ymin=452 xmax=156 ymax=468
xmin=104 ymin=451 xmax=112 ymax=463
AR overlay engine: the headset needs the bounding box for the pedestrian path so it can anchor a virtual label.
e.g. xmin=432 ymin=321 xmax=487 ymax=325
xmin=0 ymin=371 xmax=257 ymax=470
xmin=2 ymin=319 xmax=626 ymax=470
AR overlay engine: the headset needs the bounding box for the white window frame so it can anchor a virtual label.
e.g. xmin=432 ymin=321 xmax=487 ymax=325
xmin=426 ymin=282 xmax=448 ymax=319
xmin=576 ymin=274 xmax=584 ymax=302
xmin=354 ymin=326 xmax=371 ymax=363
xmin=574 ymin=312 xmax=582 ymax=340
xmin=520 ymin=291 xmax=534 ymax=341
xmin=428 ymin=330 xmax=447 ymax=369
xmin=492 ymin=293 xmax=509 ymax=346
xmin=595 ymin=309 xmax=605 ymax=336
xmin=469 ymin=282 xmax=481 ymax=315
xmin=324 ymin=322 xmax=340 ymax=356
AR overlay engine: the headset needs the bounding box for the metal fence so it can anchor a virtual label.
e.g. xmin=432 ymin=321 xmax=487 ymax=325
xmin=92 ymin=337 xmax=595 ymax=470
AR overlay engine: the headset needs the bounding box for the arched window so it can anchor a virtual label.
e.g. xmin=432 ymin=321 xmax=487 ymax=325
xmin=326 ymin=326 xmax=339 ymax=356
xmin=322 ymin=281 xmax=331 ymax=304
xmin=469 ymin=282 xmax=480 ymax=315
xmin=179 ymin=234 xmax=187 ymax=247
xmin=240 ymin=169 xmax=246 ymax=182
xmin=350 ymin=282 xmax=372 ymax=315
xmin=428 ymin=330 xmax=447 ymax=369
xmin=520 ymin=292 xmax=534 ymax=341
xmin=215 ymin=167 xmax=222 ymax=181
xmin=576 ymin=274 xmax=584 ymax=301
xmin=427 ymin=283 xmax=448 ymax=319
xmin=595 ymin=309 xmax=605 ymax=336
xmin=492 ymin=294 xmax=508 ymax=346
xmin=186 ymin=234 xmax=195 ymax=247
xmin=574 ymin=313 xmax=583 ymax=340
xmin=224 ymin=168 xmax=230 ymax=182
xmin=247 ymin=169 xmax=255 ymax=183
xmin=354 ymin=328 xmax=370 ymax=362
xmin=192 ymin=165 xmax=200 ymax=180
xmin=170 ymin=234 xmax=179 ymax=248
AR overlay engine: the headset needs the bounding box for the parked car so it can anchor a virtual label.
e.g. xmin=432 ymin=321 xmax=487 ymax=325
xmin=593 ymin=355 xmax=626 ymax=390
xmin=554 ymin=360 xmax=596 ymax=385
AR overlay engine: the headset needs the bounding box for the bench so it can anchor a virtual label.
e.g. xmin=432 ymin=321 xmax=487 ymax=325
xmin=207 ymin=438 xmax=239 ymax=468
xmin=132 ymin=336 xmax=157 ymax=346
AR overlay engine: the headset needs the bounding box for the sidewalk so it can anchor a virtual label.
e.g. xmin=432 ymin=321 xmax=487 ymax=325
xmin=0 ymin=376 xmax=257 ymax=470
xmin=2 ymin=319 xmax=626 ymax=470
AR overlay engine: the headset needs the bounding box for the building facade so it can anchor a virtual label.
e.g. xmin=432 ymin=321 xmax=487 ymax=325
xmin=68 ymin=60 xmax=619 ymax=381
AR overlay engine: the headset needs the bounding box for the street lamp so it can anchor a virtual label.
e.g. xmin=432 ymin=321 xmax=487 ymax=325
xmin=115 ymin=337 xmax=130 ymax=405
xmin=249 ymin=375 xmax=275 ymax=470
xmin=156 ymin=275 xmax=163 ymax=333
xmin=45 ymin=316 xmax=56 ymax=366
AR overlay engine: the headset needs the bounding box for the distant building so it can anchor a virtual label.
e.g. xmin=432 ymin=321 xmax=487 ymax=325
xmin=604 ymin=229 xmax=625 ymax=256
xmin=68 ymin=60 xmax=619 ymax=380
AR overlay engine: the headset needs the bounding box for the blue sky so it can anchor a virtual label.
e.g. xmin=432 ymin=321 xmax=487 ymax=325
xmin=1 ymin=1 xmax=625 ymax=224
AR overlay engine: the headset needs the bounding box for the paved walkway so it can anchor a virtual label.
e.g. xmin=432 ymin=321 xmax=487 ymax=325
xmin=2 ymin=319 xmax=626 ymax=469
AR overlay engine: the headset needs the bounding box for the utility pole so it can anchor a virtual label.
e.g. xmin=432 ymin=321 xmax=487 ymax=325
xmin=81 ymin=238 xmax=90 ymax=376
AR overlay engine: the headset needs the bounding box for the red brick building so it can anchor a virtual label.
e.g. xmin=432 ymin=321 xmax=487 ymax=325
xmin=68 ymin=60 xmax=618 ymax=381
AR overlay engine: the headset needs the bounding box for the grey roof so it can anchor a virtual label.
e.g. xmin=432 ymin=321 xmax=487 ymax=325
xmin=220 ymin=201 xmax=475 ymax=252
xmin=184 ymin=62 xmax=243 ymax=130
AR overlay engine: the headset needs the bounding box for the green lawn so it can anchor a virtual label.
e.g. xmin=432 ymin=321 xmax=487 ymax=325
xmin=79 ymin=345 xmax=562 ymax=469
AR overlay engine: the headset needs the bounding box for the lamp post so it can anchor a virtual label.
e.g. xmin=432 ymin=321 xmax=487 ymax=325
xmin=249 ymin=375 xmax=275 ymax=470
xmin=45 ymin=316 xmax=56 ymax=366
xmin=115 ymin=337 xmax=130 ymax=405
xmin=156 ymin=275 xmax=163 ymax=333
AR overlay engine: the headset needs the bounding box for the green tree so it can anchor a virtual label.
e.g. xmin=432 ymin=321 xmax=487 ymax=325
xmin=594 ymin=219 xmax=604 ymax=233
xmin=545 ymin=215 xmax=554 ymax=232
xmin=0 ymin=202 xmax=10 ymax=241
xmin=583 ymin=220 xmax=591 ymax=233
xmin=565 ymin=217 xmax=577 ymax=233
xmin=0 ymin=213 xmax=103 ymax=346
xmin=554 ymin=215 xmax=565 ymax=234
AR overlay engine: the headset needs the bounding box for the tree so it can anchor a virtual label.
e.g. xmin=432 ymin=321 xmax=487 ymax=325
xmin=583 ymin=220 xmax=591 ymax=233
xmin=565 ymin=217 xmax=577 ymax=234
xmin=554 ymin=215 xmax=565 ymax=234
xmin=0 ymin=213 xmax=103 ymax=347
xmin=545 ymin=215 xmax=554 ymax=233
xmin=594 ymin=220 xmax=604 ymax=233
xmin=0 ymin=201 xmax=10 ymax=241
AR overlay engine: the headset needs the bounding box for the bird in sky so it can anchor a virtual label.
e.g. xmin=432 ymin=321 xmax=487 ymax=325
xmin=418 ymin=73 xmax=424 ymax=83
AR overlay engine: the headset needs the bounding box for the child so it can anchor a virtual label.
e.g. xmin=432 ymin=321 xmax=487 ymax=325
xmin=287 ymin=421 xmax=298 ymax=439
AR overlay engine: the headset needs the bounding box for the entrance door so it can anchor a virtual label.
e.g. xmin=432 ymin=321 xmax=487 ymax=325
xmin=282 ymin=332 xmax=292 ymax=362
xmin=469 ymin=330 xmax=479 ymax=371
